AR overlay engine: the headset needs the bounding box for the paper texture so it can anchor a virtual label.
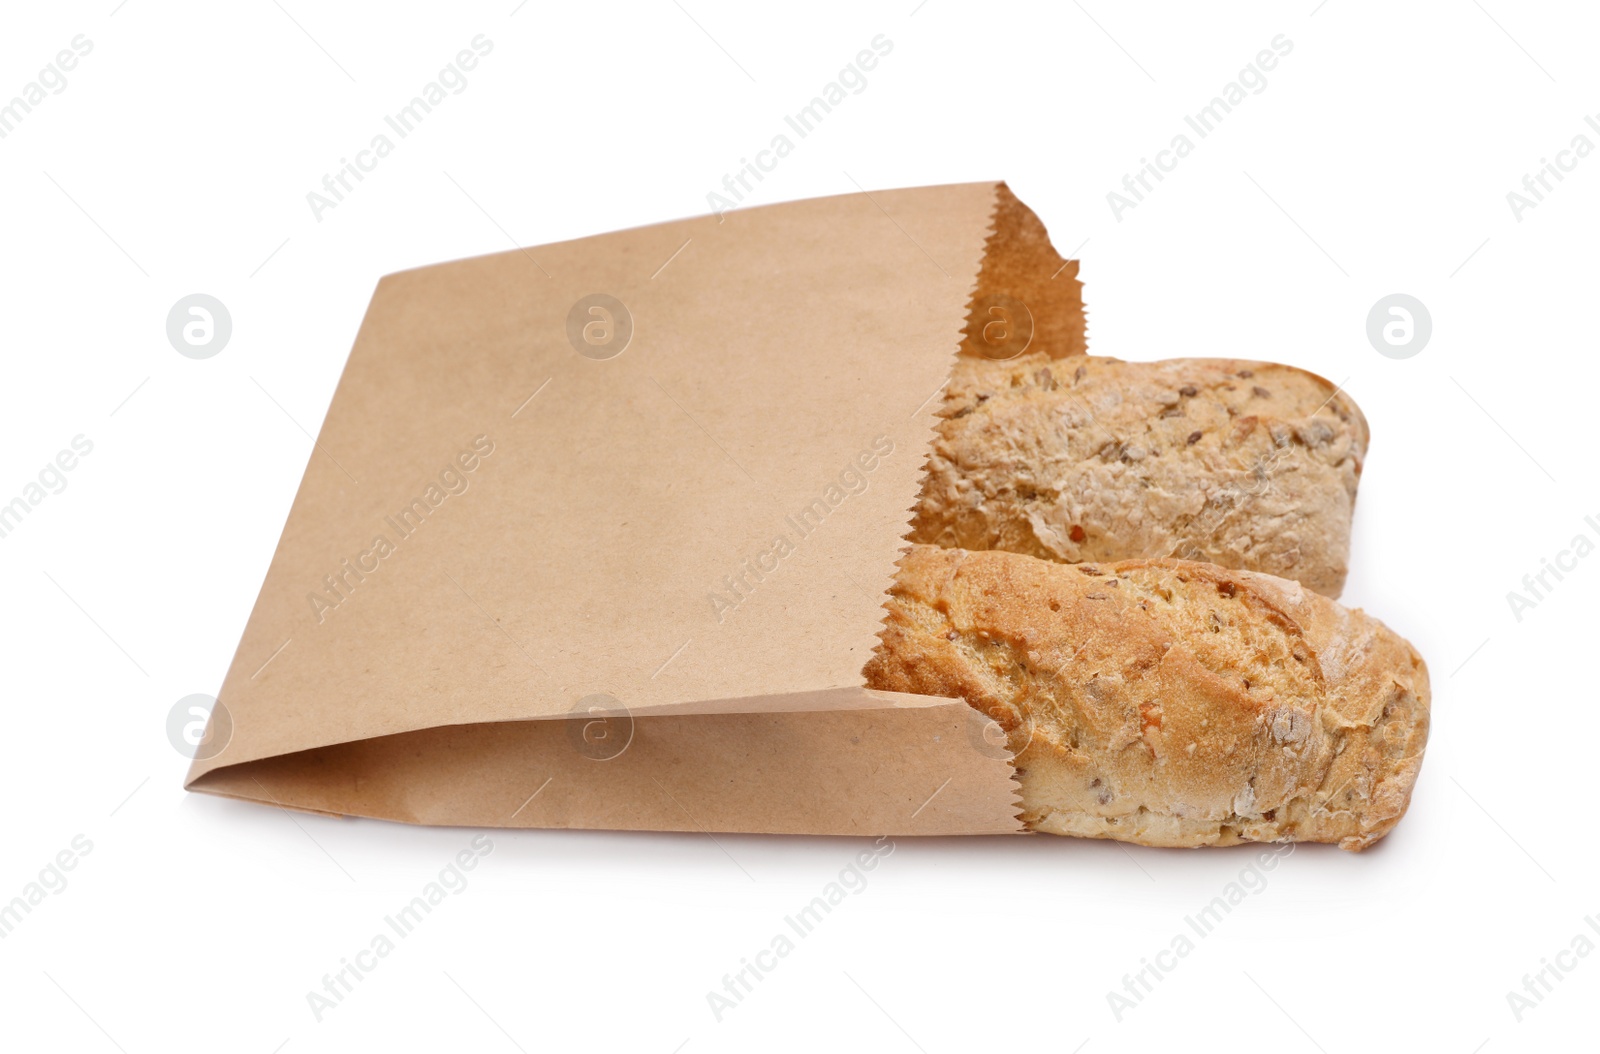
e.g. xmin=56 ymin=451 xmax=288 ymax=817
xmin=187 ymin=181 xmax=1085 ymax=835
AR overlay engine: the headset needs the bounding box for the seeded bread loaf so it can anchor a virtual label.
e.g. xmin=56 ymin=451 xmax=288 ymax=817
xmin=863 ymin=545 xmax=1429 ymax=850
xmin=910 ymin=353 xmax=1368 ymax=596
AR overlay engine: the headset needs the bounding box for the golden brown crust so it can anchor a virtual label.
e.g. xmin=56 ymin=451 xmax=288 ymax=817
xmin=910 ymin=354 xmax=1369 ymax=596
xmin=863 ymin=545 xmax=1429 ymax=850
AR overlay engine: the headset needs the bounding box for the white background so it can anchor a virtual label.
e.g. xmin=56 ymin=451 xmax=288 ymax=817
xmin=2 ymin=1 xmax=1594 ymax=1051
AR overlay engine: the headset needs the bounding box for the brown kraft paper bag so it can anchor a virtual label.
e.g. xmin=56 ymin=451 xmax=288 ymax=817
xmin=185 ymin=181 xmax=1086 ymax=836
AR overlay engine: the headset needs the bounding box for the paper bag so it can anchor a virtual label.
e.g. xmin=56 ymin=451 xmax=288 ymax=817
xmin=186 ymin=181 xmax=1086 ymax=835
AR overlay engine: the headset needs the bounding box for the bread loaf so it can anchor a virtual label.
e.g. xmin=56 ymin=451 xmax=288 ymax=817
xmin=910 ymin=353 xmax=1367 ymax=596
xmin=864 ymin=545 xmax=1429 ymax=850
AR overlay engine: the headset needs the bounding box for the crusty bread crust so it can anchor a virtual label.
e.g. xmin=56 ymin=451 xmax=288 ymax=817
xmin=910 ymin=354 xmax=1368 ymax=596
xmin=864 ymin=545 xmax=1429 ymax=850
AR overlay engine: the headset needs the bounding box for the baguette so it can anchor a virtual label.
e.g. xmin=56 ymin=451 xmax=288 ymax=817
xmin=864 ymin=545 xmax=1429 ymax=850
xmin=910 ymin=353 xmax=1367 ymax=596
